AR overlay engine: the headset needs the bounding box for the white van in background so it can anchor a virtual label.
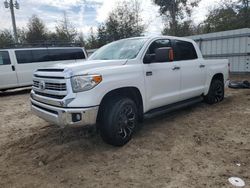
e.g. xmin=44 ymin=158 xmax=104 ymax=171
xmin=0 ymin=47 xmax=87 ymax=91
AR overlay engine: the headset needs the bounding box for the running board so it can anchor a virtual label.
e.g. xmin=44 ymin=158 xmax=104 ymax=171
xmin=144 ymin=96 xmax=203 ymax=119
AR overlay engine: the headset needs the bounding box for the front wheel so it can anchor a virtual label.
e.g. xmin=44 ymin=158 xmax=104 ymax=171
xmin=204 ymin=79 xmax=224 ymax=104
xmin=99 ymin=97 xmax=138 ymax=146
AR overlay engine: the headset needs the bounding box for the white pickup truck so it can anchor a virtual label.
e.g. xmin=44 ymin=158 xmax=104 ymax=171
xmin=30 ymin=36 xmax=229 ymax=146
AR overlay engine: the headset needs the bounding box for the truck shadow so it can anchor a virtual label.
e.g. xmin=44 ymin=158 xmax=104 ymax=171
xmin=0 ymin=87 xmax=31 ymax=97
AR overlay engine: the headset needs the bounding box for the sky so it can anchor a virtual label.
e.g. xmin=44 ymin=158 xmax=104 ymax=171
xmin=0 ymin=0 xmax=226 ymax=37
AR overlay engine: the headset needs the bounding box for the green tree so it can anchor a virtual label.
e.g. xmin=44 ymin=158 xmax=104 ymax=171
xmin=92 ymin=0 xmax=145 ymax=47
xmin=47 ymin=32 xmax=58 ymax=42
xmin=97 ymin=24 xmax=109 ymax=47
xmin=107 ymin=0 xmax=144 ymax=40
xmin=203 ymin=6 xmax=238 ymax=33
xmin=86 ymin=28 xmax=99 ymax=49
xmin=0 ymin=30 xmax=15 ymax=48
xmin=163 ymin=20 xmax=198 ymax=36
xmin=202 ymin=0 xmax=250 ymax=33
xmin=153 ymin=0 xmax=200 ymax=36
xmin=236 ymin=0 xmax=250 ymax=28
xmin=25 ymin=15 xmax=48 ymax=43
xmin=75 ymin=32 xmax=86 ymax=47
xmin=55 ymin=12 xmax=77 ymax=43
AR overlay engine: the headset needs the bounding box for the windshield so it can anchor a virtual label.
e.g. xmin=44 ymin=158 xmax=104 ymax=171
xmin=88 ymin=38 xmax=147 ymax=60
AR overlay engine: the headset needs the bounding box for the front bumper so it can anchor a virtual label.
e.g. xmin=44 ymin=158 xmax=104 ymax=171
xmin=31 ymin=98 xmax=99 ymax=128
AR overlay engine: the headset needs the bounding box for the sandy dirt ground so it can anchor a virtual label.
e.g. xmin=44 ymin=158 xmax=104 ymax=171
xmin=0 ymin=75 xmax=249 ymax=188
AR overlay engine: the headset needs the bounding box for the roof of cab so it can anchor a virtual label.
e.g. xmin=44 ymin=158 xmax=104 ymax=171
xmin=121 ymin=35 xmax=196 ymax=43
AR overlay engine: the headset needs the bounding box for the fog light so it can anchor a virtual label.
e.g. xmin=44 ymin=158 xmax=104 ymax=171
xmin=72 ymin=113 xmax=82 ymax=122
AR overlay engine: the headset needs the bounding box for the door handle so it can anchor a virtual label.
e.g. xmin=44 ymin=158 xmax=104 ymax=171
xmin=199 ymin=64 xmax=206 ymax=68
xmin=11 ymin=65 xmax=15 ymax=71
xmin=146 ymin=71 xmax=153 ymax=76
xmin=172 ymin=66 xmax=180 ymax=71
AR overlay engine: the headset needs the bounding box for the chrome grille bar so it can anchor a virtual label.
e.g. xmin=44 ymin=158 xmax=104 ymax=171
xmin=33 ymin=81 xmax=67 ymax=91
xmin=32 ymin=86 xmax=67 ymax=96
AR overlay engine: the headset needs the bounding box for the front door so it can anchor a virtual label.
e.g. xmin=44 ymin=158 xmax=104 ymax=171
xmin=143 ymin=39 xmax=181 ymax=111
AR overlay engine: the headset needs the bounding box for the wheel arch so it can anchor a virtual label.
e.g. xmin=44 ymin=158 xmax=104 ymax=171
xmin=211 ymin=73 xmax=224 ymax=83
xmin=205 ymin=73 xmax=224 ymax=95
xmin=97 ymin=87 xmax=144 ymax=122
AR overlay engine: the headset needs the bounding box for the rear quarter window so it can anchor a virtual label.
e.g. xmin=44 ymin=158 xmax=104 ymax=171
xmin=174 ymin=40 xmax=198 ymax=61
xmin=0 ymin=51 xmax=11 ymax=65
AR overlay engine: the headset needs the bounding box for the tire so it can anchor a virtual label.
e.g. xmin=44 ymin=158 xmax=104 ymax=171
xmin=99 ymin=97 xmax=138 ymax=146
xmin=204 ymin=79 xmax=224 ymax=104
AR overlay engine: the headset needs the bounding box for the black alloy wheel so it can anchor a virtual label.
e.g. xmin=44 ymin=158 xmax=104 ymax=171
xmin=99 ymin=97 xmax=138 ymax=146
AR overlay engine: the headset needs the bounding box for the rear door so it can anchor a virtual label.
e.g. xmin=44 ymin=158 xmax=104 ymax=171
xmin=173 ymin=40 xmax=206 ymax=100
xmin=0 ymin=51 xmax=18 ymax=90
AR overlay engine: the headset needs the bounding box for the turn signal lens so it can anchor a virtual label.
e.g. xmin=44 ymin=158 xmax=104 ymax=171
xmin=93 ymin=75 xmax=102 ymax=84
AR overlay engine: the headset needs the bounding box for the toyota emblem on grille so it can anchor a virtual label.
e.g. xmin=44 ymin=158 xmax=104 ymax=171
xmin=38 ymin=81 xmax=46 ymax=90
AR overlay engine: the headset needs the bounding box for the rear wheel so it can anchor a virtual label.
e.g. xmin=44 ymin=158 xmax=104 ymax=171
xmin=99 ymin=97 xmax=138 ymax=146
xmin=204 ymin=79 xmax=224 ymax=104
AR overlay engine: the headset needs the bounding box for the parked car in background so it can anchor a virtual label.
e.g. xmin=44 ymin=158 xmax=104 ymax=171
xmin=0 ymin=47 xmax=87 ymax=91
xmin=30 ymin=36 xmax=229 ymax=146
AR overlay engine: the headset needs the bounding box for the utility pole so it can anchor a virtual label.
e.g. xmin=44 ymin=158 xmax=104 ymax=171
xmin=4 ymin=0 xmax=20 ymax=43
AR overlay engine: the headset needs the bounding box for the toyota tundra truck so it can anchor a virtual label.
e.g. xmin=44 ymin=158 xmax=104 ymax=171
xmin=30 ymin=36 xmax=229 ymax=146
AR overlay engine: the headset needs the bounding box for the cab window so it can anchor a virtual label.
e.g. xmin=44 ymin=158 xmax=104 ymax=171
xmin=145 ymin=39 xmax=171 ymax=63
xmin=0 ymin=51 xmax=11 ymax=65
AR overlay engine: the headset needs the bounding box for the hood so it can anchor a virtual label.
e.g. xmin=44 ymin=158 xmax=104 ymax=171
xmin=46 ymin=59 xmax=127 ymax=76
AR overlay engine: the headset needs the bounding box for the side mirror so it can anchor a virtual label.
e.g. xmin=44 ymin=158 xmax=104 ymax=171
xmin=143 ymin=54 xmax=152 ymax=64
xmin=155 ymin=47 xmax=174 ymax=62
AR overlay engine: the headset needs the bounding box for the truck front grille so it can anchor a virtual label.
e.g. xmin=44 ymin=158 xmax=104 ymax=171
xmin=32 ymin=71 xmax=68 ymax=102
xmin=33 ymin=81 xmax=67 ymax=91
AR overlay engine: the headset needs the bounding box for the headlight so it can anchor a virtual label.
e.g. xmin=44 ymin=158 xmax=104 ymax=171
xmin=71 ymin=74 xmax=102 ymax=92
